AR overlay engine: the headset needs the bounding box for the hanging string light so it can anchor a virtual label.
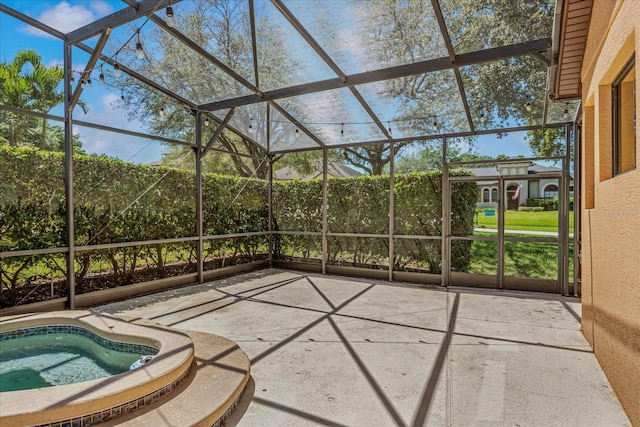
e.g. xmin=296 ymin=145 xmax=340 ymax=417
xmin=68 ymin=8 xmax=165 ymax=107
xmin=64 ymin=3 xmax=185 ymax=120
xmin=204 ymin=117 xmax=210 ymax=127
xmin=159 ymin=102 xmax=166 ymax=116
xmin=240 ymin=113 xmax=464 ymax=137
xmin=166 ymin=1 xmax=175 ymax=27
xmin=526 ymin=101 xmax=532 ymax=112
xmin=563 ymin=104 xmax=569 ymax=120
xmin=136 ymin=30 xmax=145 ymax=59
xmin=480 ymin=112 xmax=486 ymax=124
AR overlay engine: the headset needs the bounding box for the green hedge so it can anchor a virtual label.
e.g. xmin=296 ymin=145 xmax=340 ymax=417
xmin=271 ymin=171 xmax=477 ymax=273
xmin=0 ymin=146 xmax=267 ymax=248
xmin=526 ymin=197 xmax=574 ymax=211
xmin=518 ymin=206 xmax=545 ymax=212
xmin=0 ymin=146 xmax=267 ymax=305
xmin=0 ymin=146 xmax=476 ymax=306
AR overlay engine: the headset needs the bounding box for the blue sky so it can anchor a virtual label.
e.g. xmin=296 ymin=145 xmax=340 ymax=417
xmin=0 ymin=0 xmax=540 ymax=165
xmin=474 ymin=132 xmax=538 ymax=159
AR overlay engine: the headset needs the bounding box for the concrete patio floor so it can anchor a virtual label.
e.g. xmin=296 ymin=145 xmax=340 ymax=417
xmin=95 ymin=269 xmax=630 ymax=427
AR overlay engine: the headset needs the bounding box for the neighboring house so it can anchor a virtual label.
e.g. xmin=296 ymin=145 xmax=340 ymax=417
xmin=467 ymin=160 xmax=573 ymax=210
xmin=274 ymin=160 xmax=362 ymax=180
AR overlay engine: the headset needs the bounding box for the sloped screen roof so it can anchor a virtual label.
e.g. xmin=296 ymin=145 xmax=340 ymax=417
xmin=0 ymin=0 xmax=566 ymax=154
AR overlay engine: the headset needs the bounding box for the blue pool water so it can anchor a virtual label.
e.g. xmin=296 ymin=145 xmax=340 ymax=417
xmin=0 ymin=331 xmax=155 ymax=392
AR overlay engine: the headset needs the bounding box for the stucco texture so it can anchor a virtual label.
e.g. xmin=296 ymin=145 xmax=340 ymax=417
xmin=580 ymin=1 xmax=640 ymax=425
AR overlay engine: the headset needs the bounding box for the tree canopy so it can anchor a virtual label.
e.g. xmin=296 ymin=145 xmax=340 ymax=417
xmin=112 ymin=0 xmax=560 ymax=175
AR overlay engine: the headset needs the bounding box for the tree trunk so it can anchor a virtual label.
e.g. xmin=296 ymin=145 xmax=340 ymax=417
xmin=155 ymin=244 xmax=165 ymax=277
xmin=40 ymin=117 xmax=47 ymax=149
xmin=8 ymin=123 xmax=17 ymax=146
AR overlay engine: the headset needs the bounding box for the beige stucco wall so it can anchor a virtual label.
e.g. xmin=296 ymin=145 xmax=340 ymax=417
xmin=580 ymin=1 xmax=640 ymax=425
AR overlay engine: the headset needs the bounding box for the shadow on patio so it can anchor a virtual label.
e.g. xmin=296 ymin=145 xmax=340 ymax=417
xmin=95 ymin=269 xmax=630 ymax=427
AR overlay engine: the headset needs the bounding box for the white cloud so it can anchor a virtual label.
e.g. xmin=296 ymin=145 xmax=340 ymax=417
xmin=80 ymin=92 xmax=142 ymax=133
xmin=46 ymin=59 xmax=63 ymax=67
xmin=89 ymin=0 xmax=115 ymax=16
xmin=99 ymin=92 xmax=120 ymax=110
xmin=46 ymin=59 xmax=87 ymax=73
xmin=76 ymin=93 xmax=162 ymax=164
xmin=22 ymin=1 xmax=96 ymax=37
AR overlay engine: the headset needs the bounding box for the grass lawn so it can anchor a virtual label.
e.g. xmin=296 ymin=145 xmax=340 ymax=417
xmin=455 ymin=233 xmax=574 ymax=281
xmin=475 ymin=209 xmax=574 ymax=232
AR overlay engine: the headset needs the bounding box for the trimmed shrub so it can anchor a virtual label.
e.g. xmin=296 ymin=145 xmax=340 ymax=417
xmin=526 ymin=197 xmax=557 ymax=210
xmin=525 ymin=197 xmax=574 ymax=211
xmin=518 ymin=206 xmax=545 ymax=212
xmin=1 ymin=146 xmax=476 ymax=305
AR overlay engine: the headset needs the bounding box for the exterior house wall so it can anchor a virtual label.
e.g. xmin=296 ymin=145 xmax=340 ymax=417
xmin=477 ymin=185 xmax=498 ymax=201
xmin=475 ymin=179 xmax=567 ymax=206
xmin=529 ymin=180 xmax=540 ymax=198
xmin=580 ymin=1 xmax=640 ymax=424
xmin=538 ymin=178 xmax=560 ymax=197
xmin=473 ymin=162 xmax=564 ymax=207
xmin=477 ymin=185 xmax=499 ymax=209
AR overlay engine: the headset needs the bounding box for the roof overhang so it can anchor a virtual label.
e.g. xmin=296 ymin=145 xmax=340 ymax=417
xmin=497 ymin=161 xmax=533 ymax=169
xmin=550 ymin=0 xmax=593 ymax=100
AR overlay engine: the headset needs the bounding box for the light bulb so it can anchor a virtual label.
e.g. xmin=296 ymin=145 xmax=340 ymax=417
xmin=341 ymin=123 xmax=344 ymax=137
xmin=70 ymin=73 xmax=75 ymax=83
xmin=99 ymin=72 xmax=105 ymax=85
xmin=136 ymin=42 xmax=144 ymax=59
xmin=80 ymin=80 xmax=86 ymax=89
xmin=295 ymin=128 xmax=300 ymax=138
xmin=159 ymin=104 xmax=165 ymax=116
xmin=433 ymin=119 xmax=438 ymax=130
xmin=563 ymin=107 xmax=569 ymax=120
xmin=526 ymin=101 xmax=532 ymax=112
xmin=166 ymin=6 xmax=175 ymax=27
xmin=248 ymin=119 xmax=253 ymax=134
xmin=480 ymin=113 xmax=486 ymax=124
xmin=87 ymin=78 xmax=92 ymax=88
xmin=388 ymin=127 xmax=392 ymax=136
xmin=114 ymin=63 xmax=121 ymax=77
xmin=204 ymin=118 xmax=209 ymax=127
xmin=120 ymin=92 xmax=125 ymax=101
